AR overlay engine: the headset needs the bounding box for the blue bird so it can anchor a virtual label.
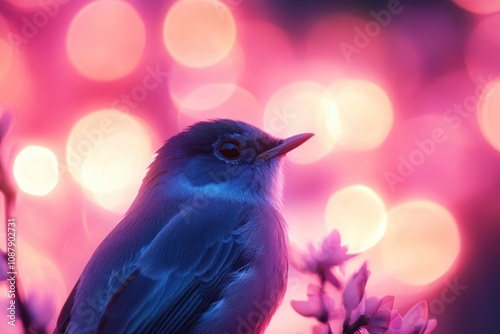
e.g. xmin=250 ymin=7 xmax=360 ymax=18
xmin=55 ymin=119 xmax=313 ymax=334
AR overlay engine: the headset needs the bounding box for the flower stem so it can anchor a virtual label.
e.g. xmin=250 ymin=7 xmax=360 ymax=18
xmin=343 ymin=315 xmax=370 ymax=334
xmin=318 ymin=272 xmax=334 ymax=334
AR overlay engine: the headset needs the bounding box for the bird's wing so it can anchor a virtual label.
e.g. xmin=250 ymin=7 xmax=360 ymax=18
xmin=53 ymin=279 xmax=80 ymax=333
xmin=96 ymin=201 xmax=253 ymax=334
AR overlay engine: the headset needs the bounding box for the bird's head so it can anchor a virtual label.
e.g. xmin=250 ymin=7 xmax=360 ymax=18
xmin=141 ymin=119 xmax=313 ymax=208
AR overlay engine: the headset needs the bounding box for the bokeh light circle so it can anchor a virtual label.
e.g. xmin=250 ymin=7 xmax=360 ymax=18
xmin=451 ymin=0 xmax=500 ymax=14
xmin=66 ymin=109 xmax=154 ymax=212
xmin=379 ymin=201 xmax=460 ymax=285
xmin=263 ymin=81 xmax=340 ymax=164
xmin=66 ymin=0 xmax=146 ymax=81
xmin=327 ymin=79 xmax=393 ymax=150
xmin=325 ymin=185 xmax=387 ymax=253
xmin=163 ymin=0 xmax=237 ymax=67
xmin=14 ymin=146 xmax=59 ymax=196
xmin=478 ymin=79 xmax=500 ymax=151
xmin=177 ymin=83 xmax=237 ymax=111
xmin=168 ymin=47 xmax=243 ymax=111
xmin=178 ymin=85 xmax=262 ymax=129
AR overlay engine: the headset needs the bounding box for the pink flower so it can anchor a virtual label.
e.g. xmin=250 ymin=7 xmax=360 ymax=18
xmin=343 ymin=296 xmax=437 ymax=334
xmin=290 ymin=229 xmax=356 ymax=288
xmin=347 ymin=295 xmax=394 ymax=334
xmin=343 ymin=262 xmax=370 ymax=319
xmin=291 ymin=283 xmax=335 ymax=321
xmin=387 ymin=301 xmax=437 ymax=334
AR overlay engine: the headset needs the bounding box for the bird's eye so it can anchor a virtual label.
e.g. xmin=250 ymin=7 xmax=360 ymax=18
xmin=218 ymin=140 xmax=241 ymax=159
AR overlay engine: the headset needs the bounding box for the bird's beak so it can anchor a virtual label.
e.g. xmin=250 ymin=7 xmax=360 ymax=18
xmin=257 ymin=133 xmax=314 ymax=160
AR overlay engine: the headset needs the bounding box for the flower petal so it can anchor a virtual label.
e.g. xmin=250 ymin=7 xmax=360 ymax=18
xmin=364 ymin=296 xmax=382 ymax=317
xmin=404 ymin=301 xmax=428 ymax=322
xmin=401 ymin=301 xmax=429 ymax=331
xmin=322 ymin=229 xmax=341 ymax=250
xmin=291 ymin=284 xmax=323 ymax=318
xmin=288 ymin=243 xmax=307 ymax=271
xmin=423 ymin=319 xmax=438 ymax=334
xmin=350 ymin=296 xmax=366 ymax=324
xmin=366 ymin=309 xmax=392 ymax=333
xmin=379 ymin=295 xmax=395 ymax=311
xmin=325 ymin=268 xmax=341 ymax=289
xmin=291 ymin=299 xmax=322 ymax=318
xmin=343 ymin=262 xmax=370 ymax=316
xmin=398 ymin=301 xmax=438 ymax=333
xmin=387 ymin=310 xmax=403 ymax=331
